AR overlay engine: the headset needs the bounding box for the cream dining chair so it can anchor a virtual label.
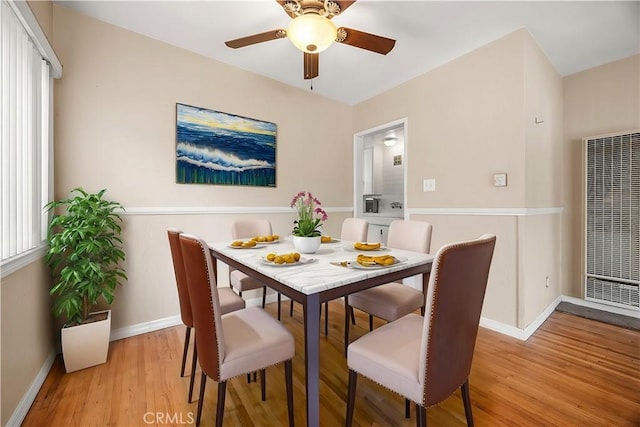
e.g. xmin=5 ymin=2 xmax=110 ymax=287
xmin=230 ymin=219 xmax=284 ymax=319
xmin=344 ymin=220 xmax=432 ymax=355
xmin=288 ymin=217 xmax=369 ymax=335
xmin=179 ymin=233 xmax=295 ymax=427
xmin=345 ymin=234 xmax=497 ymax=426
xmin=167 ymin=228 xmax=245 ymax=403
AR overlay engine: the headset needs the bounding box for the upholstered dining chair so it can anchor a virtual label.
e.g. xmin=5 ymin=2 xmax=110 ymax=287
xmin=230 ymin=219 xmax=283 ymax=319
xmin=344 ymin=220 xmax=432 ymax=355
xmin=289 ymin=217 xmax=369 ymax=335
xmin=167 ymin=228 xmax=245 ymax=403
xmin=179 ymin=233 xmax=295 ymax=427
xmin=345 ymin=234 xmax=497 ymax=427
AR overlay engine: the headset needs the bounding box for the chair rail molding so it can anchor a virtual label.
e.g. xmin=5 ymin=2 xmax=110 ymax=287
xmin=407 ymin=207 xmax=563 ymax=216
xmin=121 ymin=206 xmax=353 ymax=215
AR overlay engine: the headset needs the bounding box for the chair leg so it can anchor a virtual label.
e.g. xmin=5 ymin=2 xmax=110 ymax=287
xmin=181 ymin=327 xmax=191 ymax=377
xmin=247 ymin=373 xmax=251 ymax=383
xmin=285 ymin=360 xmax=294 ymax=427
xmin=405 ymin=398 xmax=411 ymax=418
xmin=290 ymin=299 xmax=294 ymax=317
xmin=215 ymin=381 xmax=226 ymax=427
xmin=416 ymin=404 xmax=426 ymax=427
xmin=345 ymin=369 xmax=358 ymax=427
xmin=369 ymin=314 xmax=373 ymax=331
xmin=196 ymin=373 xmax=207 ymax=426
xmin=188 ymin=340 xmax=198 ymax=403
xmin=350 ymin=306 xmax=356 ymax=325
xmin=260 ymin=369 xmax=266 ymax=401
xmin=461 ymin=379 xmax=474 ymax=427
xmin=344 ymin=300 xmax=351 ymax=357
xmin=277 ymin=293 xmax=282 ymax=320
xmin=261 ymin=286 xmax=267 ymax=308
xmin=324 ymin=301 xmax=329 ymax=336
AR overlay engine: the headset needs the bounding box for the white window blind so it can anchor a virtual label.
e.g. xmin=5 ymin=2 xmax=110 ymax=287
xmin=585 ymin=131 xmax=640 ymax=309
xmin=1 ymin=1 xmax=56 ymax=275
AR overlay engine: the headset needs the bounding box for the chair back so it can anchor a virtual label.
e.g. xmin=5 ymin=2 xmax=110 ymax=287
xmin=167 ymin=228 xmax=193 ymax=328
xmin=341 ymin=218 xmax=369 ymax=242
xmin=179 ymin=233 xmax=225 ymax=381
xmin=418 ymin=234 xmax=496 ymax=406
xmin=232 ymin=219 xmax=272 ymax=239
xmin=387 ymin=220 xmax=432 ymax=253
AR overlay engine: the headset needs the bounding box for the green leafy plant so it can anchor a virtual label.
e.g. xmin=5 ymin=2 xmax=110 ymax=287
xmin=45 ymin=188 xmax=127 ymax=326
xmin=290 ymin=191 xmax=328 ymax=237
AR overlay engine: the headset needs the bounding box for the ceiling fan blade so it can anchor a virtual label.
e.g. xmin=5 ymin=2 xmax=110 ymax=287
xmin=337 ymin=27 xmax=396 ymax=55
xmin=225 ymin=30 xmax=286 ymax=49
xmin=334 ymin=1 xmax=357 ymax=15
xmin=304 ymin=52 xmax=319 ymax=80
xmin=276 ymin=0 xmax=357 ymax=18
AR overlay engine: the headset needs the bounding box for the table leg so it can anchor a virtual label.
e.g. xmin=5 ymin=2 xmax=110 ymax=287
xmin=303 ymin=293 xmax=321 ymax=427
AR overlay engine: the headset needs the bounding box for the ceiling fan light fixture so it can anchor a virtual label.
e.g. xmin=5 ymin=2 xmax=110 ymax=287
xmin=287 ymin=14 xmax=337 ymax=54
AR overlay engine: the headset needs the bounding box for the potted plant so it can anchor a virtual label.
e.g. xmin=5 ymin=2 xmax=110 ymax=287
xmin=290 ymin=191 xmax=328 ymax=253
xmin=45 ymin=188 xmax=127 ymax=372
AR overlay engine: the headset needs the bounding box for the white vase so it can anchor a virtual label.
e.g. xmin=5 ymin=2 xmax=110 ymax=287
xmin=292 ymin=235 xmax=322 ymax=254
xmin=61 ymin=309 xmax=111 ymax=373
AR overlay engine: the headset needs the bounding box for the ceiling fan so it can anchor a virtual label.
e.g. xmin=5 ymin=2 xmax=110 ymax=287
xmin=224 ymin=0 xmax=396 ymax=80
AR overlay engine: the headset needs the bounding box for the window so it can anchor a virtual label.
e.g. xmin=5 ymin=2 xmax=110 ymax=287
xmin=1 ymin=1 xmax=61 ymax=277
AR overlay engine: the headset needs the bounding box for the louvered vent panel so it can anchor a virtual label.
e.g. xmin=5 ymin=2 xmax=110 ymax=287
xmin=585 ymin=131 xmax=639 ymax=309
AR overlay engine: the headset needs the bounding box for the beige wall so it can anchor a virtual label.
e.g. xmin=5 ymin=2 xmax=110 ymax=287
xmin=353 ymin=29 xmax=564 ymax=329
xmin=355 ymin=30 xmax=527 ymax=209
xmin=51 ymin=5 xmax=354 ymax=330
xmin=27 ymin=0 xmax=53 ymax=40
xmin=562 ymin=55 xmax=640 ymax=298
xmin=1 ymin=261 xmax=54 ymax=426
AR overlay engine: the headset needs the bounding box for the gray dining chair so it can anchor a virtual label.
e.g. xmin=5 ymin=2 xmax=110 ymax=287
xmin=167 ymin=228 xmax=245 ymax=403
xmin=345 ymin=234 xmax=497 ymax=427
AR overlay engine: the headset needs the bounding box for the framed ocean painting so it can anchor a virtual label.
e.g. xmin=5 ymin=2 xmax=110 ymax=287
xmin=175 ymin=103 xmax=277 ymax=187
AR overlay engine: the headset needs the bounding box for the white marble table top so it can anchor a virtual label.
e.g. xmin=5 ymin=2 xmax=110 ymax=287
xmin=208 ymin=237 xmax=434 ymax=296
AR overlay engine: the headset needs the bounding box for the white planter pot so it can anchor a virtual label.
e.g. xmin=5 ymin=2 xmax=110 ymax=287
xmin=61 ymin=309 xmax=111 ymax=373
xmin=292 ymin=235 xmax=322 ymax=254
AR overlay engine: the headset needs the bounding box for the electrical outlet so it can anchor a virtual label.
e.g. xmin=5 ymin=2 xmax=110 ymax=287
xmin=423 ymin=178 xmax=436 ymax=192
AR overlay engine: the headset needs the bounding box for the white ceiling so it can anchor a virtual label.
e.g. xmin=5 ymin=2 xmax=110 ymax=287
xmin=54 ymin=0 xmax=640 ymax=105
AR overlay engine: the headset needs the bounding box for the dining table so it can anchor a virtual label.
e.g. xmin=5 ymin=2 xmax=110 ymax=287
xmin=207 ymin=236 xmax=434 ymax=427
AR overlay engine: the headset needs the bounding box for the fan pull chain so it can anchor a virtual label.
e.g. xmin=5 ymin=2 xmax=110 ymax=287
xmin=310 ymin=79 xmax=314 ymax=91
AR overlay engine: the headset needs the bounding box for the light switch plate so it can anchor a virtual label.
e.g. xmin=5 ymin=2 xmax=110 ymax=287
xmin=493 ymin=173 xmax=507 ymax=187
xmin=423 ymin=178 xmax=436 ymax=192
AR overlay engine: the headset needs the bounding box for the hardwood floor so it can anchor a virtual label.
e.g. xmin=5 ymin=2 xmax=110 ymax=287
xmin=22 ymin=301 xmax=640 ymax=426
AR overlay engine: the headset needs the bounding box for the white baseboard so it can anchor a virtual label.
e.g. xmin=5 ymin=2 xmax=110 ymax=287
xmin=561 ymin=295 xmax=640 ymax=318
xmin=6 ymin=350 xmax=56 ymax=427
xmin=480 ymin=296 xmax=562 ymax=341
xmin=110 ymin=315 xmax=183 ymax=341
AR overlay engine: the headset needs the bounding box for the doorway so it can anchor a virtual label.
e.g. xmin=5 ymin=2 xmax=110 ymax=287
xmin=353 ymin=118 xmax=408 ymax=229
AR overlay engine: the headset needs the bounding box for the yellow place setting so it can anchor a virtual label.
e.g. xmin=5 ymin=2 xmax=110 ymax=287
xmin=228 ymin=240 xmax=265 ymax=249
xmin=251 ymin=234 xmax=280 ymax=243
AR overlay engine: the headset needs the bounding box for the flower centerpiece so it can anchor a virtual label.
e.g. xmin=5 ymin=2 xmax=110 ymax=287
xmin=290 ymin=191 xmax=328 ymax=253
